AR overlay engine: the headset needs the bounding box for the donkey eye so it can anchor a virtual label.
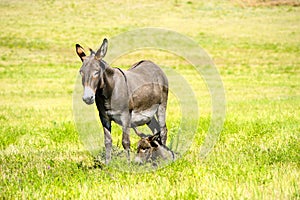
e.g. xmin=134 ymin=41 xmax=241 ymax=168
xmin=93 ymin=71 xmax=99 ymax=77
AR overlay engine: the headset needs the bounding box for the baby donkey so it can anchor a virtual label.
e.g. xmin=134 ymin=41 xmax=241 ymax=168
xmin=135 ymin=133 xmax=175 ymax=165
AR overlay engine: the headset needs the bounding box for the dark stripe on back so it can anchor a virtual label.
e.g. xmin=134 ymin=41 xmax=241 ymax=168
xmin=130 ymin=60 xmax=146 ymax=70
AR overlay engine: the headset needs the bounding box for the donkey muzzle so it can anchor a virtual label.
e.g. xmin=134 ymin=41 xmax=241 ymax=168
xmin=82 ymin=86 xmax=95 ymax=105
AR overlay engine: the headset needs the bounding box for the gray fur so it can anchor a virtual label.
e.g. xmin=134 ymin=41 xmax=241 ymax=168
xmin=76 ymin=39 xmax=168 ymax=164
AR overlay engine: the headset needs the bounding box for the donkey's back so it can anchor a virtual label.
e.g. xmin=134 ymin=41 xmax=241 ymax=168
xmin=126 ymin=60 xmax=168 ymax=90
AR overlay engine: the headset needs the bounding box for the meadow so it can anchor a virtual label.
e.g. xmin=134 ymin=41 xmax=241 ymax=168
xmin=0 ymin=0 xmax=299 ymax=199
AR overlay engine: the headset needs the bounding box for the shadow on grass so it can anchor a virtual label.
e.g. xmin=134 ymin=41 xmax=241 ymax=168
xmin=82 ymin=145 xmax=181 ymax=173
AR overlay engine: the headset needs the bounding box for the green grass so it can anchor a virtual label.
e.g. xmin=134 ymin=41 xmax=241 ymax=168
xmin=0 ymin=0 xmax=299 ymax=199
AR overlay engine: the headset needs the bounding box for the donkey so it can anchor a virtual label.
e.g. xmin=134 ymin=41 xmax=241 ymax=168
xmin=75 ymin=38 xmax=168 ymax=164
xmin=135 ymin=132 xmax=175 ymax=165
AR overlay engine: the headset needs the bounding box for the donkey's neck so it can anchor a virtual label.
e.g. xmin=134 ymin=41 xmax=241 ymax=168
xmin=100 ymin=61 xmax=115 ymax=99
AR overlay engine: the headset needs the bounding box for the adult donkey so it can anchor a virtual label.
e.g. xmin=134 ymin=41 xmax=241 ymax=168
xmin=75 ymin=39 xmax=168 ymax=164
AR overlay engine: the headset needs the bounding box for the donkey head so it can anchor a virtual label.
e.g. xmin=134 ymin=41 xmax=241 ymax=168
xmin=76 ymin=38 xmax=108 ymax=105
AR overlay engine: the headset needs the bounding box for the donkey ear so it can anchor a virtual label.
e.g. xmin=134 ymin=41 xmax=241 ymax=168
xmin=152 ymin=132 xmax=161 ymax=140
xmin=148 ymin=132 xmax=162 ymax=147
xmin=95 ymin=38 xmax=108 ymax=60
xmin=76 ymin=44 xmax=86 ymax=62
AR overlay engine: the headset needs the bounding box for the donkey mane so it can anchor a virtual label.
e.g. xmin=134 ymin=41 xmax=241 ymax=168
xmin=102 ymin=61 xmax=115 ymax=76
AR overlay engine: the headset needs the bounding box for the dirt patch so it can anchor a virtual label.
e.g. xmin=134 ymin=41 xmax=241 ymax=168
xmin=233 ymin=0 xmax=300 ymax=7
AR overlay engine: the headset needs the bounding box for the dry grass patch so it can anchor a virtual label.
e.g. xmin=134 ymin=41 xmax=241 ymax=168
xmin=234 ymin=0 xmax=300 ymax=7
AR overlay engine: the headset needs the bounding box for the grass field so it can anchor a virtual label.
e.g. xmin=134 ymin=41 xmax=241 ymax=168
xmin=0 ymin=0 xmax=299 ymax=199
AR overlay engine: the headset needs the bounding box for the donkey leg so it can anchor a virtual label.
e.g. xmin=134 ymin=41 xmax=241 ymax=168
xmin=146 ymin=117 xmax=160 ymax=135
xmin=104 ymin=127 xmax=112 ymax=164
xmin=121 ymin=114 xmax=131 ymax=163
xmin=157 ymin=104 xmax=168 ymax=145
xmin=100 ymin=118 xmax=112 ymax=164
xmin=132 ymin=117 xmax=159 ymax=138
xmin=122 ymin=126 xmax=131 ymax=163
